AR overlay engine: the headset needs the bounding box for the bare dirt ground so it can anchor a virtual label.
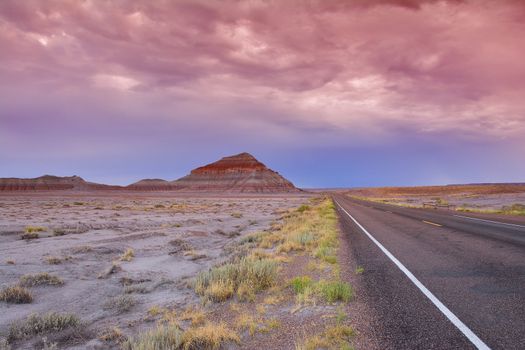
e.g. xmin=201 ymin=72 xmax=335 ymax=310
xmin=345 ymin=186 xmax=525 ymax=213
xmin=0 ymin=192 xmax=310 ymax=349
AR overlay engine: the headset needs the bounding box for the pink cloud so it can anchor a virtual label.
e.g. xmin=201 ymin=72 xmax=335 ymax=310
xmin=1 ymin=0 xmax=525 ymax=145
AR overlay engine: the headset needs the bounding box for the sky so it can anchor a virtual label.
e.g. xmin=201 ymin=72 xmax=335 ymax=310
xmin=1 ymin=0 xmax=524 ymax=188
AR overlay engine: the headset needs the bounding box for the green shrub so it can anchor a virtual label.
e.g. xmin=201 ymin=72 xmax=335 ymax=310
xmin=290 ymin=276 xmax=313 ymax=294
xmin=318 ymin=281 xmax=353 ymax=303
xmin=194 ymin=258 xmax=277 ymax=302
xmin=314 ymin=245 xmax=337 ymax=264
xmin=293 ymin=231 xmax=315 ymax=246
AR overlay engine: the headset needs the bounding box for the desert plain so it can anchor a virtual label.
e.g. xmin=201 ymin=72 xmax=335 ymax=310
xmin=0 ymin=192 xmax=313 ymax=349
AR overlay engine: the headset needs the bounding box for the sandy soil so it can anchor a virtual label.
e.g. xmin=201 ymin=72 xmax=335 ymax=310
xmin=345 ymin=187 xmax=525 ymax=211
xmin=0 ymin=192 xmax=310 ymax=349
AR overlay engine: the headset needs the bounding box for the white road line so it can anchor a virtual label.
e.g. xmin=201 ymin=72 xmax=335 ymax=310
xmin=335 ymin=200 xmax=491 ymax=350
xmin=453 ymin=214 xmax=525 ymax=229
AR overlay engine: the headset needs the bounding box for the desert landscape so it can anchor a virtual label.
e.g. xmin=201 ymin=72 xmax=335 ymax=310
xmin=3 ymin=1 xmax=525 ymax=348
xmin=0 ymin=154 xmax=364 ymax=350
xmin=0 ymin=193 xmax=304 ymax=348
xmin=344 ymin=184 xmax=525 ymax=215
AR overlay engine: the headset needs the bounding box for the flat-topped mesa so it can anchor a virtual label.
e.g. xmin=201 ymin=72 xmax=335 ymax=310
xmin=0 ymin=175 xmax=120 ymax=191
xmin=0 ymin=175 xmax=84 ymax=191
xmin=172 ymin=152 xmax=299 ymax=193
xmin=126 ymin=179 xmax=179 ymax=191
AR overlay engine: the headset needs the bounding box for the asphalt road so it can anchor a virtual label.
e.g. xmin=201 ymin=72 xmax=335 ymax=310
xmin=333 ymin=195 xmax=525 ymax=350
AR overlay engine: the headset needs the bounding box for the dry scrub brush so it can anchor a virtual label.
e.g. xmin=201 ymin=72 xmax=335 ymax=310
xmin=19 ymin=273 xmax=63 ymax=287
xmin=122 ymin=322 xmax=239 ymax=350
xmin=194 ymin=257 xmax=277 ymax=302
xmin=7 ymin=312 xmax=80 ymax=342
xmin=0 ymin=285 xmax=33 ymax=304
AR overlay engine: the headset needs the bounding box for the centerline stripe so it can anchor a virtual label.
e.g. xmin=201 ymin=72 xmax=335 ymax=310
xmin=423 ymin=220 xmax=442 ymax=227
xmin=334 ymin=200 xmax=491 ymax=350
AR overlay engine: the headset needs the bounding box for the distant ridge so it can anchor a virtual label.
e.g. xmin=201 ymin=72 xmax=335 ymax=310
xmin=127 ymin=179 xmax=179 ymax=191
xmin=0 ymin=152 xmax=300 ymax=193
xmin=345 ymin=183 xmax=525 ymax=197
xmin=0 ymin=175 xmax=121 ymax=191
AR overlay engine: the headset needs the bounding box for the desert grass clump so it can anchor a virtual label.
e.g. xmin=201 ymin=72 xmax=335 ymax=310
xmin=98 ymin=262 xmax=122 ymax=279
xmin=21 ymin=232 xmax=39 ymax=240
xmin=318 ymin=281 xmax=353 ymax=303
xmin=235 ymin=313 xmax=258 ymax=336
xmin=194 ymin=257 xmax=277 ymax=302
xmin=7 ymin=312 xmax=80 ymax=342
xmin=297 ymin=324 xmax=354 ymax=350
xmin=274 ymin=199 xmax=339 ymax=256
xmin=124 ymin=283 xmax=149 ymax=294
xmin=99 ymin=327 xmax=126 ymax=343
xmin=182 ymin=322 xmax=240 ymax=350
xmin=290 ymin=276 xmax=313 ymax=294
xmin=204 ymin=280 xmax=235 ymax=302
xmin=122 ymin=323 xmax=183 ymax=350
xmin=71 ymin=245 xmax=92 ymax=254
xmin=25 ymin=226 xmax=46 ymax=234
xmin=314 ymin=245 xmax=337 ymax=264
xmin=180 ymin=307 xmax=206 ymax=326
xmin=297 ymin=204 xmax=310 ymax=213
xmin=120 ymin=248 xmax=135 ymax=262
xmin=0 ymin=285 xmax=33 ymax=304
xmin=52 ymin=229 xmax=66 ymax=237
xmin=501 ymin=203 xmax=525 ymax=216
xmin=239 ymin=231 xmax=266 ymax=245
xmin=266 ymin=318 xmax=281 ymax=330
xmin=147 ymin=305 xmax=163 ymax=318
xmin=263 ymin=294 xmax=283 ymax=305
xmin=236 ymin=281 xmax=256 ymax=302
xmin=258 ymin=232 xmax=283 ymax=249
xmin=45 ymin=256 xmax=62 ymax=265
xmin=291 ymin=231 xmax=315 ymax=248
xmin=104 ymin=295 xmax=136 ymax=314
xmin=0 ymin=339 xmax=10 ymax=350
xmin=19 ymin=273 xmax=64 ymax=287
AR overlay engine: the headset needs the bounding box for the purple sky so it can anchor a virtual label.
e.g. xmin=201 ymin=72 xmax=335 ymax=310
xmin=1 ymin=0 xmax=524 ymax=188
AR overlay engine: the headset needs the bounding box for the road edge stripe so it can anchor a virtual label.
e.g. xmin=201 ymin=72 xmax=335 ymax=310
xmin=335 ymin=200 xmax=491 ymax=350
xmin=453 ymin=214 xmax=525 ymax=229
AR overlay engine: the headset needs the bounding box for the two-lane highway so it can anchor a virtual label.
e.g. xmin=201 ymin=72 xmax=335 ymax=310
xmin=334 ymin=195 xmax=525 ymax=349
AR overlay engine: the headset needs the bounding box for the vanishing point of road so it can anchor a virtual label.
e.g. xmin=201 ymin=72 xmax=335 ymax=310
xmin=334 ymin=195 xmax=525 ymax=350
